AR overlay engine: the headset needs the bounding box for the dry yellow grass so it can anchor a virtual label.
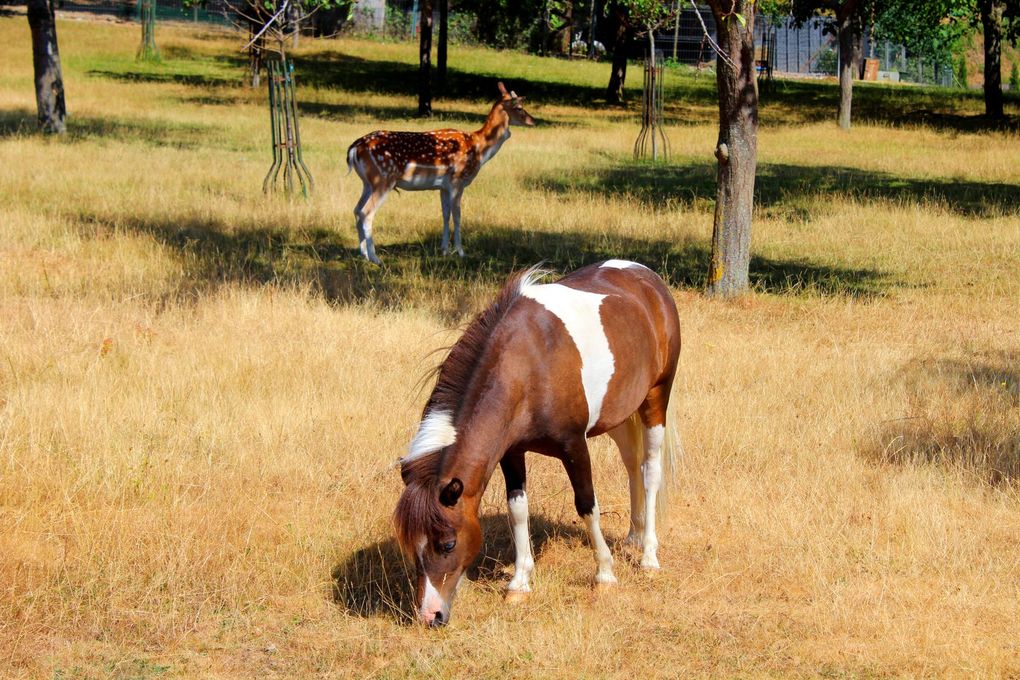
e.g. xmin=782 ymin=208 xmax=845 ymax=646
xmin=1 ymin=15 xmax=1019 ymax=679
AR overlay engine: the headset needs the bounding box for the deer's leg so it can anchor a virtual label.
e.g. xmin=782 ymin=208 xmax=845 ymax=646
xmin=500 ymin=449 xmax=534 ymax=597
xmin=450 ymin=187 xmax=464 ymax=257
xmin=561 ymin=436 xmax=616 ymax=585
xmin=440 ymin=188 xmax=452 ymax=255
xmin=607 ymin=418 xmax=645 ymax=549
xmin=358 ymin=184 xmax=392 ymax=265
xmin=353 ymin=183 xmax=372 ymax=251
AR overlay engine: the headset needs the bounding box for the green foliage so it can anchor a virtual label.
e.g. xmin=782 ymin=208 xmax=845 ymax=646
xmin=815 ymin=45 xmax=837 ymax=74
xmin=1010 ymin=61 xmax=1020 ymax=89
xmin=453 ymin=0 xmax=545 ymax=49
xmin=955 ymin=53 xmax=968 ymax=87
xmin=612 ymin=0 xmax=678 ymax=34
xmin=873 ymin=0 xmax=971 ymax=64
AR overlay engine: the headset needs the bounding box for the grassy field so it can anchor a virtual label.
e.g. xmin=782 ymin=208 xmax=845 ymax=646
xmin=1 ymin=13 xmax=1019 ymax=679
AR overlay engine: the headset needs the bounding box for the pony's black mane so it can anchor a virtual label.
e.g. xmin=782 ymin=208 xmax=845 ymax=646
xmin=394 ymin=267 xmax=540 ymax=554
xmin=424 ymin=267 xmax=536 ymax=419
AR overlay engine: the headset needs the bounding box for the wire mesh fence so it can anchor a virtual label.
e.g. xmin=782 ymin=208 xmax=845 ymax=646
xmin=17 ymin=0 xmax=958 ymax=88
xmin=37 ymin=0 xmax=236 ymax=25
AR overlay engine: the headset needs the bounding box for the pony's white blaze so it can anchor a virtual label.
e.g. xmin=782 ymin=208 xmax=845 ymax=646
xmin=421 ymin=575 xmax=445 ymax=622
xmin=600 ymin=259 xmax=648 ymax=270
xmin=520 ymin=282 xmax=615 ymax=433
xmin=406 ymin=409 xmax=457 ymax=461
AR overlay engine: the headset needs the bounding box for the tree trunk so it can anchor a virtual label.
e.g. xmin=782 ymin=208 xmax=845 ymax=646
xmin=705 ymin=2 xmax=758 ymax=298
xmin=980 ymin=0 xmax=1004 ymax=118
xmin=418 ymin=0 xmax=433 ymax=117
xmin=437 ymin=0 xmax=448 ymax=92
xmin=27 ymin=0 xmax=66 ymax=134
xmin=606 ymin=3 xmax=630 ymax=103
xmin=836 ymin=13 xmax=861 ymax=130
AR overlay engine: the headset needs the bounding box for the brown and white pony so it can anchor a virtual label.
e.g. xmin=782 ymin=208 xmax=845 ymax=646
xmin=346 ymin=82 xmax=535 ymax=264
xmin=395 ymin=260 xmax=681 ymax=626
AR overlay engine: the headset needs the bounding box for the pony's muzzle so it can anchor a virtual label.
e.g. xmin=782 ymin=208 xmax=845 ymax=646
xmin=420 ymin=606 xmax=448 ymax=627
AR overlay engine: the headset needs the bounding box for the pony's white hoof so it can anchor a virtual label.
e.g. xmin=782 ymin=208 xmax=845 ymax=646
xmin=640 ymin=554 xmax=660 ymax=570
xmin=504 ymin=590 xmax=529 ymax=605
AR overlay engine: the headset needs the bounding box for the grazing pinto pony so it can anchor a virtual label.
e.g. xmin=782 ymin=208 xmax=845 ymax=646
xmin=346 ymin=82 xmax=535 ymax=264
xmin=394 ymin=261 xmax=681 ymax=627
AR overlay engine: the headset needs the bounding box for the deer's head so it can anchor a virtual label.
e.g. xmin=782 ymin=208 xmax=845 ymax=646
xmin=497 ymin=82 xmax=536 ymax=127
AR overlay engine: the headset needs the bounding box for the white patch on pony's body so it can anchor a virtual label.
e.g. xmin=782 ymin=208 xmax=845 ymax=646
xmin=520 ymin=282 xmax=615 ymax=433
xmin=405 ymin=409 xmax=457 ymax=462
xmin=600 ymin=259 xmax=648 ymax=270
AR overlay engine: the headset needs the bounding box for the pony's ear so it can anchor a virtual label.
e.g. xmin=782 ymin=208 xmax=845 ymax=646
xmin=497 ymin=81 xmax=508 ymax=96
xmin=439 ymin=478 xmax=464 ymax=507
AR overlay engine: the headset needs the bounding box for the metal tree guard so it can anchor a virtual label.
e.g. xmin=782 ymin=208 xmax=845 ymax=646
xmin=634 ymin=51 xmax=670 ymax=161
xmin=137 ymin=0 xmax=159 ymax=61
xmin=262 ymin=57 xmax=314 ymax=196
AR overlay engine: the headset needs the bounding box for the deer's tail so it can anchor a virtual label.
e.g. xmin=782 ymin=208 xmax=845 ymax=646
xmin=345 ymin=142 xmax=358 ymax=176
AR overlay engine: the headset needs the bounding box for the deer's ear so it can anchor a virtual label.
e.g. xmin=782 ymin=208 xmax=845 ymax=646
xmin=497 ymin=81 xmax=508 ymax=96
xmin=439 ymin=478 xmax=464 ymax=507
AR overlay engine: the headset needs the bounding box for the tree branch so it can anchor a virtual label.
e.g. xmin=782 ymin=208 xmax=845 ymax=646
xmin=691 ymin=0 xmax=737 ymax=69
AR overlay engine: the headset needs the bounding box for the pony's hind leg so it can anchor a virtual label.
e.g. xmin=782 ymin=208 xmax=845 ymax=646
xmin=607 ymin=416 xmax=645 ymax=549
xmin=499 ymin=449 xmax=534 ymax=600
xmin=561 ymin=436 xmax=616 ymax=586
xmin=637 ymin=382 xmax=672 ymax=570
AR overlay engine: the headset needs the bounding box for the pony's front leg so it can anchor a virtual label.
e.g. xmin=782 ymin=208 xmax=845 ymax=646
xmin=500 ymin=450 xmax=534 ymax=600
xmin=608 ymin=418 xmax=645 ymax=549
xmin=562 ymin=437 xmax=616 ymax=586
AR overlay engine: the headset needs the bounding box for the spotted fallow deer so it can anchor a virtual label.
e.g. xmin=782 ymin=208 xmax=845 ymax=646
xmin=346 ymin=82 xmax=535 ymax=264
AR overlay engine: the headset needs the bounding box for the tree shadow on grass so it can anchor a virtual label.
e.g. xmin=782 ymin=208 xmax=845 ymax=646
xmin=757 ymin=78 xmax=1020 ymax=132
xmin=293 ymin=50 xmax=611 ymax=109
xmin=535 ymin=158 xmax=1020 ymax=219
xmin=0 ymin=107 xmax=220 ymax=148
xmin=331 ymin=513 xmax=588 ymax=622
xmin=87 ymin=210 xmax=894 ymax=318
xmin=861 ymin=351 xmax=1020 ymax=485
xmin=297 ymin=100 xmax=485 ymax=126
xmin=86 ymin=68 xmax=240 ymax=88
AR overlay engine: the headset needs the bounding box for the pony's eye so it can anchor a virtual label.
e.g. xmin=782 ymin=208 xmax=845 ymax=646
xmin=440 ymin=540 xmax=456 ymax=554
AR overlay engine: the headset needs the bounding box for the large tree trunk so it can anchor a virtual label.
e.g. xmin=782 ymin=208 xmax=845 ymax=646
xmin=980 ymin=0 xmax=1004 ymax=118
xmin=27 ymin=0 xmax=66 ymax=134
xmin=705 ymin=1 xmax=758 ymax=298
xmin=418 ymin=0 xmax=433 ymax=117
xmin=606 ymin=3 xmax=630 ymax=103
xmin=836 ymin=13 xmax=862 ymax=130
xmin=437 ymin=0 xmax=448 ymax=92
